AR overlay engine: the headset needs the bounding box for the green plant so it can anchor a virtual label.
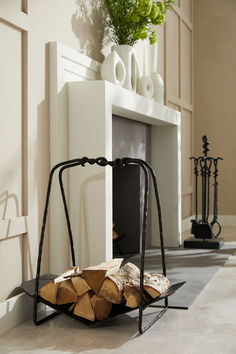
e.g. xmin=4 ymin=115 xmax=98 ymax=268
xmin=103 ymin=0 xmax=178 ymax=46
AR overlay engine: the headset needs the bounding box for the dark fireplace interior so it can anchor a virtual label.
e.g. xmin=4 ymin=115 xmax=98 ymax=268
xmin=112 ymin=115 xmax=151 ymax=257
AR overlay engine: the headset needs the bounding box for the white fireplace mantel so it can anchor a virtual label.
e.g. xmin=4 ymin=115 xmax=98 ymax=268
xmin=49 ymin=42 xmax=181 ymax=273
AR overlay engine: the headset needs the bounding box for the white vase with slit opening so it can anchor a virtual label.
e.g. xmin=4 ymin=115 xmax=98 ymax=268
xmin=112 ymin=45 xmax=139 ymax=92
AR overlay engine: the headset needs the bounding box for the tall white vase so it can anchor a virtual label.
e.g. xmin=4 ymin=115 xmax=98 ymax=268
xmin=113 ymin=45 xmax=139 ymax=92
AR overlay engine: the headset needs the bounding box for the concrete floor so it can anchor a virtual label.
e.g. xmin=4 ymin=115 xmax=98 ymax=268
xmin=0 ymin=227 xmax=236 ymax=354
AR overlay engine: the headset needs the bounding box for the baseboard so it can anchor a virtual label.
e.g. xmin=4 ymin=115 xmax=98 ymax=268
xmin=0 ymin=292 xmax=44 ymax=335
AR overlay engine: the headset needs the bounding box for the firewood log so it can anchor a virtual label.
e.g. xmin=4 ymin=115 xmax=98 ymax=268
xmin=124 ymin=279 xmax=151 ymax=308
xmin=98 ymin=271 xmax=126 ymax=304
xmin=120 ymin=262 xmax=140 ymax=280
xmin=73 ymin=292 xmax=95 ymax=321
xmin=144 ymin=273 xmax=171 ymax=299
xmin=71 ymin=276 xmax=91 ymax=296
xmin=124 ymin=285 xmax=140 ymax=308
xmin=98 ymin=262 xmax=140 ymax=304
xmin=82 ymin=258 xmax=123 ymax=293
xmin=57 ymin=279 xmax=78 ymax=305
xmin=54 ymin=266 xmax=80 ymax=284
xmin=91 ymin=295 xmax=112 ymax=321
xmin=38 ymin=280 xmax=58 ymax=305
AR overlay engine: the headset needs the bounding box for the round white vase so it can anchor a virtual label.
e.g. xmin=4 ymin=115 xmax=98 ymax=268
xmin=113 ymin=45 xmax=139 ymax=92
xmin=100 ymin=50 xmax=126 ymax=87
xmin=151 ymin=72 xmax=164 ymax=104
xmin=138 ymin=76 xmax=154 ymax=99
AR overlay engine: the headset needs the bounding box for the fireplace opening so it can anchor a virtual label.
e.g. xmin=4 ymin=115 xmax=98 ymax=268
xmin=112 ymin=114 xmax=151 ymax=257
xmin=113 ymin=164 xmax=141 ymax=256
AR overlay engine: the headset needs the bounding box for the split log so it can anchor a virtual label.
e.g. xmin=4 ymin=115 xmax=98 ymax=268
xmin=73 ymin=292 xmax=95 ymax=321
xmin=82 ymin=258 xmax=123 ymax=293
xmin=144 ymin=273 xmax=171 ymax=299
xmin=98 ymin=271 xmax=125 ymax=304
xmin=57 ymin=279 xmax=78 ymax=305
xmin=71 ymin=276 xmax=91 ymax=296
xmin=98 ymin=262 xmax=140 ymax=304
xmin=124 ymin=280 xmax=150 ymax=308
xmin=91 ymin=295 xmax=112 ymax=321
xmin=39 ymin=280 xmax=58 ymax=305
xmin=123 ymin=270 xmax=171 ymax=307
xmin=112 ymin=223 xmax=119 ymax=240
xmin=124 ymin=285 xmax=140 ymax=308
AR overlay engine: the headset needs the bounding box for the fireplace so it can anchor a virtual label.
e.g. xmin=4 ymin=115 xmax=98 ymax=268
xmin=49 ymin=42 xmax=181 ymax=273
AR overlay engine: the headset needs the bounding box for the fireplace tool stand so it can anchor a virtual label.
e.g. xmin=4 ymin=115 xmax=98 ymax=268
xmin=21 ymin=157 xmax=184 ymax=335
xmin=184 ymin=136 xmax=223 ymax=249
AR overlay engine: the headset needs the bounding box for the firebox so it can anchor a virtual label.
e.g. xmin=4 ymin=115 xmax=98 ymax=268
xmin=112 ymin=115 xmax=151 ymax=256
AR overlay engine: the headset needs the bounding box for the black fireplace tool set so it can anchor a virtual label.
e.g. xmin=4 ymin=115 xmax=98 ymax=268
xmin=184 ymin=136 xmax=223 ymax=249
xmin=21 ymin=157 xmax=184 ymax=334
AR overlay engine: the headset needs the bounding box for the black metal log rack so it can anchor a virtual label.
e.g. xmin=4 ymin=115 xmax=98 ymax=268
xmin=21 ymin=157 xmax=184 ymax=334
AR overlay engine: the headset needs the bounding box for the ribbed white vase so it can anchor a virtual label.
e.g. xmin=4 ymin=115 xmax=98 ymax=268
xmin=113 ymin=45 xmax=139 ymax=92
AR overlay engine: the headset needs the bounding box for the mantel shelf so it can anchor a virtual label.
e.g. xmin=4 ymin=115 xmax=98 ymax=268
xmin=68 ymin=80 xmax=180 ymax=128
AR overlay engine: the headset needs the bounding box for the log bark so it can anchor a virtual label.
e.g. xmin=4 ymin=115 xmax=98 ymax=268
xmin=39 ymin=280 xmax=58 ymax=305
xmin=57 ymin=279 xmax=78 ymax=305
xmin=73 ymin=292 xmax=95 ymax=321
xmin=82 ymin=258 xmax=123 ymax=293
xmin=98 ymin=262 xmax=140 ymax=304
xmin=144 ymin=273 xmax=171 ymax=299
xmin=91 ymin=295 xmax=112 ymax=321
xmin=54 ymin=266 xmax=80 ymax=284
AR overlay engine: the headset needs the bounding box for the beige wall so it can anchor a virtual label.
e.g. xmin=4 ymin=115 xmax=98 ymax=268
xmin=0 ymin=0 xmax=106 ymax=302
xmin=0 ymin=0 xmax=192 ymax=302
xmin=194 ymin=0 xmax=236 ymax=215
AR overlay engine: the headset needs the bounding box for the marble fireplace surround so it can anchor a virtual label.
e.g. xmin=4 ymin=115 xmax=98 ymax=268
xmin=50 ymin=42 xmax=181 ymax=273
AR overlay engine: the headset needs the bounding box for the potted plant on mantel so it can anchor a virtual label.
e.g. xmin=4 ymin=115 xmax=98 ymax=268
xmin=101 ymin=0 xmax=178 ymax=100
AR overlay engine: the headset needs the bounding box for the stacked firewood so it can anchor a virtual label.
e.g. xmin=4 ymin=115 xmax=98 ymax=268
xmin=39 ymin=258 xmax=171 ymax=322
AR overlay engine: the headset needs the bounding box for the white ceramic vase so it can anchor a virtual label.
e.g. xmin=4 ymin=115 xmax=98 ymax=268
xmin=151 ymin=72 xmax=164 ymax=104
xmin=138 ymin=76 xmax=154 ymax=99
xmin=113 ymin=45 xmax=139 ymax=92
xmin=100 ymin=50 xmax=126 ymax=87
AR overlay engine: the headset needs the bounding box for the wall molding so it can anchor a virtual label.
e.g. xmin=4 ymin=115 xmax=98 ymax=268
xmin=0 ymin=292 xmax=46 ymax=335
xmin=0 ymin=293 xmax=32 ymax=335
